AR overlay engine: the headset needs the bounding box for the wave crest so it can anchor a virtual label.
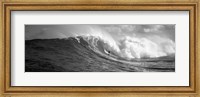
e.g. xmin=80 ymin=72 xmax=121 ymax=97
xmin=74 ymin=35 xmax=175 ymax=59
xmin=119 ymin=36 xmax=175 ymax=59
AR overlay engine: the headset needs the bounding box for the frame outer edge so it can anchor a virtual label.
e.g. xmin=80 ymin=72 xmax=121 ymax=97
xmin=197 ymin=1 xmax=200 ymax=97
xmin=0 ymin=0 xmax=2 ymax=97
xmin=2 ymin=2 xmax=198 ymax=94
xmin=0 ymin=0 xmax=200 ymax=97
xmin=1 ymin=1 xmax=5 ymax=97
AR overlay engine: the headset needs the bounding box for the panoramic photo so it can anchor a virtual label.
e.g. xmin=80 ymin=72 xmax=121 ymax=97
xmin=25 ymin=24 xmax=175 ymax=72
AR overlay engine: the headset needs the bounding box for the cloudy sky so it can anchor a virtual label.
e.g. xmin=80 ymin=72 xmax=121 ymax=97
xmin=25 ymin=24 xmax=175 ymax=58
xmin=25 ymin=24 xmax=175 ymax=41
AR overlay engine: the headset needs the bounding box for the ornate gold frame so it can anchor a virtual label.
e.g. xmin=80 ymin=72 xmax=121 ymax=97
xmin=0 ymin=0 xmax=199 ymax=97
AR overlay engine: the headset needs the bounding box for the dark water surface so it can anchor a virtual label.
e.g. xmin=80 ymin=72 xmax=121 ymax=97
xmin=25 ymin=37 xmax=175 ymax=72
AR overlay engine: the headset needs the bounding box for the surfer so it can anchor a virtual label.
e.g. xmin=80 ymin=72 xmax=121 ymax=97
xmin=104 ymin=49 xmax=111 ymax=56
xmin=108 ymin=51 xmax=111 ymax=56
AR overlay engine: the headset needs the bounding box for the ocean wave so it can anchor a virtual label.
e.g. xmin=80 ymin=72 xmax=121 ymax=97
xmin=27 ymin=26 xmax=175 ymax=59
xmin=73 ymin=35 xmax=175 ymax=60
xmin=25 ymin=36 xmax=175 ymax=72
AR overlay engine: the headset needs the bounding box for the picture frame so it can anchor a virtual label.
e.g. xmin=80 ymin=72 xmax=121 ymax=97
xmin=0 ymin=0 xmax=199 ymax=97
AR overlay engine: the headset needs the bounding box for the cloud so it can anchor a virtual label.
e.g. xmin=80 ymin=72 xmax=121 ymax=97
xmin=120 ymin=25 xmax=136 ymax=32
xmin=103 ymin=26 xmax=122 ymax=33
xmin=143 ymin=25 xmax=164 ymax=33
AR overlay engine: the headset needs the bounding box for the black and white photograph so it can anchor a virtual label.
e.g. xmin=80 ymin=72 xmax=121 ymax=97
xmin=25 ymin=24 xmax=175 ymax=72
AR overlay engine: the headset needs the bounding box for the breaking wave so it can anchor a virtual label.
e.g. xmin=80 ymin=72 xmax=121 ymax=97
xmin=28 ymin=26 xmax=175 ymax=60
xmin=25 ymin=35 xmax=175 ymax=72
xmin=73 ymin=35 xmax=175 ymax=60
xmin=69 ymin=26 xmax=175 ymax=59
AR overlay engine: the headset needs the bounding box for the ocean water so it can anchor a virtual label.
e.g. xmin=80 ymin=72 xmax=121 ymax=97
xmin=25 ymin=36 xmax=175 ymax=72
